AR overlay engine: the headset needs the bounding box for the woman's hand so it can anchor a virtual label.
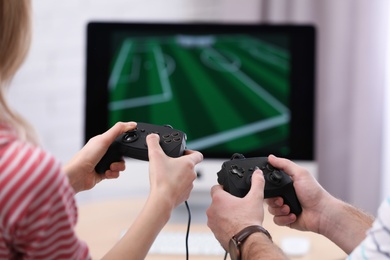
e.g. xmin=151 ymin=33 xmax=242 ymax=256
xmin=146 ymin=133 xmax=204 ymax=210
xmin=63 ymin=121 xmax=137 ymax=193
xmin=102 ymin=133 xmax=203 ymax=260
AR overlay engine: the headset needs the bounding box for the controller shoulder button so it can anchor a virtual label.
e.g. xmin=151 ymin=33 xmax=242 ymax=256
xmin=230 ymin=153 xmax=245 ymax=160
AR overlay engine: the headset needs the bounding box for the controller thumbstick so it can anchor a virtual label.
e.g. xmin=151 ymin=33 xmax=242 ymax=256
xmin=122 ymin=131 xmax=138 ymax=143
xmin=269 ymin=170 xmax=283 ymax=183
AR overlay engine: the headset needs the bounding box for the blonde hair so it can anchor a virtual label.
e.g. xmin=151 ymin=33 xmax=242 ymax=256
xmin=0 ymin=0 xmax=39 ymax=145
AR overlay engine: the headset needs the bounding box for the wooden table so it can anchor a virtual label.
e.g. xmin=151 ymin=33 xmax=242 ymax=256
xmin=75 ymin=197 xmax=347 ymax=260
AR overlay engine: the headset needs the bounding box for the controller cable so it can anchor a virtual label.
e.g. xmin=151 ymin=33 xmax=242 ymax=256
xmin=185 ymin=201 xmax=229 ymax=260
xmin=184 ymin=200 xmax=191 ymax=260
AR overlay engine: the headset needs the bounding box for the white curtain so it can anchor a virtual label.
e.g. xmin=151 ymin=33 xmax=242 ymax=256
xmin=257 ymin=0 xmax=390 ymax=214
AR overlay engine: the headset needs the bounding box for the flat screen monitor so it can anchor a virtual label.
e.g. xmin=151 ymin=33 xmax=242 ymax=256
xmin=85 ymin=22 xmax=316 ymax=161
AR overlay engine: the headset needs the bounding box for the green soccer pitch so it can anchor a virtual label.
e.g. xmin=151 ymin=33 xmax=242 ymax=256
xmin=107 ymin=34 xmax=291 ymax=156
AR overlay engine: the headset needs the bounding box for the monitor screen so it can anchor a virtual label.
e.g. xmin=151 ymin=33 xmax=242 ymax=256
xmin=85 ymin=22 xmax=316 ymax=160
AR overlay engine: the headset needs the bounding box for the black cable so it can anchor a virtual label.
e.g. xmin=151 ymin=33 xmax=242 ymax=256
xmin=184 ymin=201 xmax=191 ymax=260
xmin=184 ymin=201 xmax=227 ymax=260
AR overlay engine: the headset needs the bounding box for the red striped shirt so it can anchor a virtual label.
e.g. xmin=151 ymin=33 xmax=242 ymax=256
xmin=0 ymin=126 xmax=90 ymax=259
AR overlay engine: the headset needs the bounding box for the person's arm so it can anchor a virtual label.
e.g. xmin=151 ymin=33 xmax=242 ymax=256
xmin=207 ymin=170 xmax=288 ymax=259
xmin=349 ymin=197 xmax=390 ymax=258
xmin=102 ymin=133 xmax=203 ymax=259
xmin=63 ymin=121 xmax=137 ymax=193
xmin=102 ymin=191 xmax=173 ymax=260
xmin=318 ymin=198 xmax=374 ymax=254
xmin=241 ymin=233 xmax=287 ymax=260
xmin=266 ymin=155 xmax=374 ymax=254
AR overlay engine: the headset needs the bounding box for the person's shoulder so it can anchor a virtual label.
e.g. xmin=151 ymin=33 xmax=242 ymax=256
xmin=0 ymin=135 xmax=74 ymax=222
xmin=0 ymin=135 xmax=66 ymax=194
xmin=2 ymin=137 xmax=59 ymax=169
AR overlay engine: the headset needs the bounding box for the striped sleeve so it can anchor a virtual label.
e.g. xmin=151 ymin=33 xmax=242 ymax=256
xmin=0 ymin=140 xmax=90 ymax=259
xmin=348 ymin=197 xmax=390 ymax=260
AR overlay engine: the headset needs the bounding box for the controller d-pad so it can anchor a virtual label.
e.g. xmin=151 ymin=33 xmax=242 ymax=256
xmin=229 ymin=165 xmax=244 ymax=178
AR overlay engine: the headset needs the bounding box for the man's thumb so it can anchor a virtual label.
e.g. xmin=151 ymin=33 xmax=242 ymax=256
xmin=246 ymin=168 xmax=265 ymax=199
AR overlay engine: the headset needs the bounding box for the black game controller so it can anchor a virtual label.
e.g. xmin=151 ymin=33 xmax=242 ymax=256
xmin=217 ymin=153 xmax=302 ymax=215
xmin=95 ymin=122 xmax=187 ymax=174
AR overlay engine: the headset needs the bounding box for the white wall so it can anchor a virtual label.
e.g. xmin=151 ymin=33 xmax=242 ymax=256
xmin=382 ymin=16 xmax=390 ymax=200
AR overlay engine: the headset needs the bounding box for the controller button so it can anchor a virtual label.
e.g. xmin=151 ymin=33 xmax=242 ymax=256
xmin=172 ymin=132 xmax=180 ymax=137
xmin=266 ymin=163 xmax=275 ymax=171
xmin=163 ymin=134 xmax=170 ymax=139
xmin=269 ymin=171 xmax=283 ymax=183
xmin=164 ymin=139 xmax=172 ymax=143
xmin=140 ymin=128 xmax=146 ymax=132
xmin=230 ymin=165 xmax=244 ymax=178
xmin=173 ymin=137 xmax=181 ymax=142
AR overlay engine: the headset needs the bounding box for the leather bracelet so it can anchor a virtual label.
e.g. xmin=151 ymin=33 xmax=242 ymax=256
xmin=229 ymin=225 xmax=272 ymax=260
xmin=234 ymin=225 xmax=272 ymax=243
